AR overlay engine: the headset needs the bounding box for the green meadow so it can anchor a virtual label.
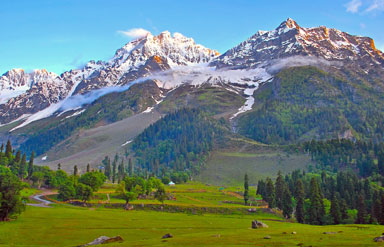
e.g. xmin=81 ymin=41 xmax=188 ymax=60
xmin=1 ymin=183 xmax=383 ymax=247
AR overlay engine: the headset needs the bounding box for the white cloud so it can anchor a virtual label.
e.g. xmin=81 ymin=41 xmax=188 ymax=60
xmin=366 ymin=0 xmax=384 ymax=12
xmin=345 ymin=0 xmax=362 ymax=13
xmin=117 ymin=28 xmax=150 ymax=39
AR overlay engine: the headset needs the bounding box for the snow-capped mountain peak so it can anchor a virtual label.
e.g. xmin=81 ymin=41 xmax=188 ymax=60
xmin=213 ymin=18 xmax=384 ymax=70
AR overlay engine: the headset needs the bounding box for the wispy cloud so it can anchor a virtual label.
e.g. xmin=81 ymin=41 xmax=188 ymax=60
xmin=345 ymin=0 xmax=362 ymax=13
xmin=366 ymin=0 xmax=384 ymax=12
xmin=117 ymin=28 xmax=150 ymax=39
xmin=345 ymin=0 xmax=384 ymax=13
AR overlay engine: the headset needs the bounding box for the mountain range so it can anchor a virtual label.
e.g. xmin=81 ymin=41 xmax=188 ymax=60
xmin=1 ymin=18 xmax=383 ymax=171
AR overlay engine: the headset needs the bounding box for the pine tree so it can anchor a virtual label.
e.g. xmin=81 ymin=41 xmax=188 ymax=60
xmin=86 ymin=164 xmax=90 ymax=173
xmin=19 ymin=154 xmax=27 ymax=179
xmin=112 ymin=154 xmax=118 ymax=183
xmin=128 ymin=158 xmax=134 ymax=176
xmin=5 ymin=140 xmax=12 ymax=159
xmin=356 ymin=194 xmax=366 ymax=224
xmin=27 ymin=151 xmax=34 ymax=179
xmin=14 ymin=150 xmax=21 ymax=164
xmin=57 ymin=163 xmax=61 ymax=170
xmin=103 ymin=156 xmax=111 ymax=180
xmin=307 ymin=177 xmax=325 ymax=225
xmin=244 ymin=174 xmax=249 ymax=205
xmin=74 ymin=165 xmax=78 ymax=176
xmin=282 ymin=185 xmax=293 ymax=218
xmin=265 ymin=177 xmax=275 ymax=208
xmin=275 ymin=171 xmax=285 ymax=210
xmin=295 ymin=179 xmax=305 ymax=223
xmin=340 ymin=199 xmax=349 ymax=221
xmin=257 ymin=180 xmax=265 ymax=198
xmin=330 ymin=196 xmax=341 ymax=224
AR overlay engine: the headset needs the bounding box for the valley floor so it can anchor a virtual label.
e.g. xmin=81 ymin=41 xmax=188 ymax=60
xmin=1 ymin=183 xmax=383 ymax=247
xmin=0 ymin=205 xmax=382 ymax=247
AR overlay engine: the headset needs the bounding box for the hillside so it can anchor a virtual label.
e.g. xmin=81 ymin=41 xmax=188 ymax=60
xmin=238 ymin=66 xmax=384 ymax=144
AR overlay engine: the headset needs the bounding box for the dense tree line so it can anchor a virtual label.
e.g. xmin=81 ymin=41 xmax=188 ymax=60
xmin=132 ymin=108 xmax=220 ymax=176
xmin=257 ymin=169 xmax=384 ymax=225
xmin=303 ymin=139 xmax=384 ymax=178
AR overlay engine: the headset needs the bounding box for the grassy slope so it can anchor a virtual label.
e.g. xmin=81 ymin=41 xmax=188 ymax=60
xmin=198 ymin=138 xmax=312 ymax=186
xmin=36 ymin=111 xmax=162 ymax=173
xmin=0 ymin=204 xmax=382 ymax=246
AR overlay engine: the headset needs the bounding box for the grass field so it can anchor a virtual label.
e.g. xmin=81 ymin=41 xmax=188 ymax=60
xmin=198 ymin=149 xmax=312 ymax=186
xmin=1 ymin=204 xmax=383 ymax=247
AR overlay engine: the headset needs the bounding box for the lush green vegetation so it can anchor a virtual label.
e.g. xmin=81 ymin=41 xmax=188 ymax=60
xmin=303 ymin=139 xmax=384 ymax=177
xmin=238 ymin=66 xmax=384 ymax=144
xmin=1 ymin=190 xmax=384 ymax=246
xmin=132 ymin=108 xmax=225 ymax=176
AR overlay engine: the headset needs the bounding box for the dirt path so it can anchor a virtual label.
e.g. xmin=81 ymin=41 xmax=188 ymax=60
xmin=27 ymin=189 xmax=56 ymax=207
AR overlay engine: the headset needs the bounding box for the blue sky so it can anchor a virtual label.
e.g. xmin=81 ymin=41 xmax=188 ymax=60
xmin=1 ymin=0 xmax=383 ymax=75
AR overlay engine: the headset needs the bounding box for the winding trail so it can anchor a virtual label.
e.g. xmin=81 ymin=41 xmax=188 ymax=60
xmin=27 ymin=190 xmax=56 ymax=208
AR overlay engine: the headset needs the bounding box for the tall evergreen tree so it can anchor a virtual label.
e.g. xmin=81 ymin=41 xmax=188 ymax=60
xmin=86 ymin=164 xmax=90 ymax=173
xmin=340 ymin=199 xmax=349 ymax=221
xmin=282 ymin=185 xmax=293 ymax=218
xmin=244 ymin=173 xmax=249 ymax=205
xmin=27 ymin=151 xmax=34 ymax=179
xmin=275 ymin=171 xmax=285 ymax=210
xmin=307 ymin=177 xmax=325 ymax=225
xmin=265 ymin=177 xmax=276 ymax=208
xmin=295 ymin=179 xmax=305 ymax=223
xmin=330 ymin=196 xmax=341 ymax=224
xmin=74 ymin=165 xmax=78 ymax=176
xmin=356 ymin=194 xmax=367 ymax=224
xmin=5 ymin=140 xmax=12 ymax=159
xmin=257 ymin=179 xmax=266 ymax=198
xmin=19 ymin=154 xmax=27 ymax=179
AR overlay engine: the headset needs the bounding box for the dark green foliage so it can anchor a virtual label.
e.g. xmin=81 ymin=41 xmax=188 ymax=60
xmin=304 ymin=139 xmax=384 ymax=177
xmin=78 ymin=171 xmax=106 ymax=192
xmin=295 ymin=179 xmax=305 ymax=223
xmin=330 ymin=196 xmax=341 ymax=224
xmin=307 ymin=177 xmax=325 ymax=225
xmin=19 ymin=154 xmax=26 ymax=179
xmin=154 ymin=185 xmax=167 ymax=204
xmin=265 ymin=177 xmax=276 ymax=208
xmin=282 ymin=185 xmax=293 ymax=218
xmin=356 ymin=195 xmax=367 ymax=224
xmin=73 ymin=165 xmax=78 ymax=176
xmin=75 ymin=183 xmax=93 ymax=202
xmin=27 ymin=152 xmax=34 ymax=179
xmin=132 ymin=108 xmax=220 ymax=175
xmin=0 ymin=167 xmax=25 ymax=221
xmin=58 ymin=181 xmax=75 ymax=201
xmin=275 ymin=171 xmax=285 ymax=210
xmin=244 ymin=173 xmax=249 ymax=205
xmin=238 ymin=66 xmax=384 ymax=144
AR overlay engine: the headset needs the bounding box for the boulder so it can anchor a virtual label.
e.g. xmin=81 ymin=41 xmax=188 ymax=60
xmin=374 ymin=236 xmax=384 ymax=242
xmin=323 ymin=232 xmax=337 ymax=234
xmin=264 ymin=235 xmax=271 ymax=239
xmin=162 ymin=233 xmax=173 ymax=239
xmin=248 ymin=208 xmax=257 ymax=213
xmin=291 ymin=231 xmax=297 ymax=234
xmin=79 ymin=236 xmax=123 ymax=246
xmin=252 ymin=220 xmax=269 ymax=229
